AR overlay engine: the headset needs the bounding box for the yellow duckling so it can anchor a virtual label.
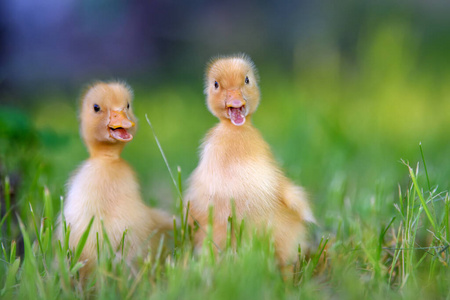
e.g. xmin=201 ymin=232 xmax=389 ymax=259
xmin=57 ymin=81 xmax=172 ymax=277
xmin=185 ymin=54 xmax=315 ymax=266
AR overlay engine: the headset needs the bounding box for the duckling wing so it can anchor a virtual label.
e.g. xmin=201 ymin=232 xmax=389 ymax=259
xmin=280 ymin=181 xmax=315 ymax=224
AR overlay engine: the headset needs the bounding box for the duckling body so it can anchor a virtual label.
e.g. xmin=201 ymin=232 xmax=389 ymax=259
xmin=57 ymin=82 xmax=172 ymax=277
xmin=64 ymin=157 xmax=170 ymax=273
xmin=185 ymin=55 xmax=314 ymax=265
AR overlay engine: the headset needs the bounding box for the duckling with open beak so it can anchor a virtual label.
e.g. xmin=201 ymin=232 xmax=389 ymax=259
xmin=56 ymin=81 xmax=173 ymax=279
xmin=185 ymin=54 xmax=315 ymax=268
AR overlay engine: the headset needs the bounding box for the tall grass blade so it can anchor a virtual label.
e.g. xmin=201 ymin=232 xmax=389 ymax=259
xmin=446 ymin=194 xmax=450 ymax=245
xmin=151 ymin=234 xmax=165 ymax=276
xmin=4 ymin=176 xmax=11 ymax=237
xmin=378 ymin=216 xmax=396 ymax=259
xmin=182 ymin=201 xmax=190 ymax=245
xmin=145 ymin=114 xmax=181 ymax=197
xmin=226 ymin=216 xmax=232 ymax=251
xmin=29 ymin=202 xmax=44 ymax=255
xmin=17 ymin=214 xmax=45 ymax=298
xmin=9 ymin=240 xmax=16 ymax=264
xmin=177 ymin=166 xmax=183 ymax=198
xmin=1 ymin=257 xmax=20 ymax=297
xmin=406 ymin=163 xmax=437 ymax=234
xmin=173 ymin=216 xmax=178 ymax=249
xmin=43 ymin=186 xmax=54 ymax=224
xmin=43 ymin=186 xmax=53 ymax=256
xmin=120 ymin=229 xmax=128 ymax=258
xmin=419 ymin=142 xmax=431 ymax=191
xmin=146 ymin=114 xmax=218 ymax=251
xmin=207 ymin=205 xmax=216 ymax=260
xmin=96 ymin=232 xmax=100 ymax=263
xmin=101 ymin=219 xmax=114 ymax=255
xmin=1 ymin=243 xmax=7 ymax=262
xmin=71 ymin=216 xmax=95 ymax=269
xmin=238 ymin=219 xmax=245 ymax=250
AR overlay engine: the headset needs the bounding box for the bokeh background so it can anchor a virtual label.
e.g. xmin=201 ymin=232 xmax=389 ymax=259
xmin=1 ymin=0 xmax=450 ymax=228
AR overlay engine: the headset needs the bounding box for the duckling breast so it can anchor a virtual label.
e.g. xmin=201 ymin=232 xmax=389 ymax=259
xmin=186 ymin=125 xmax=283 ymax=222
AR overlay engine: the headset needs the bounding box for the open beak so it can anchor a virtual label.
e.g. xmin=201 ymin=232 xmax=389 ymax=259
xmin=108 ymin=110 xmax=135 ymax=142
xmin=225 ymin=90 xmax=247 ymax=126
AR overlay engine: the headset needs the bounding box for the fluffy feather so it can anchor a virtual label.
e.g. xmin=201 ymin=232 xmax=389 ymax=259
xmin=56 ymin=81 xmax=172 ymax=278
xmin=185 ymin=55 xmax=315 ymax=265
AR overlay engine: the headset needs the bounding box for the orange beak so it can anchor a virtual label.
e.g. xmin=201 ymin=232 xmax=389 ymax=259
xmin=109 ymin=110 xmax=135 ymax=129
xmin=225 ymin=90 xmax=245 ymax=108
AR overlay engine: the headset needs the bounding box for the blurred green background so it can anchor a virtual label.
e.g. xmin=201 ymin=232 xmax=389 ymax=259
xmin=1 ymin=0 xmax=450 ymax=233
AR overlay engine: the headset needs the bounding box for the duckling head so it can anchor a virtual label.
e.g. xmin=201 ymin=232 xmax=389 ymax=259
xmin=205 ymin=54 xmax=260 ymax=126
xmin=80 ymin=81 xmax=137 ymax=155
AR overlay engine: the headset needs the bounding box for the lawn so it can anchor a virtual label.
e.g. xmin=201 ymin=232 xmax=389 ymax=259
xmin=1 ymin=23 xmax=450 ymax=299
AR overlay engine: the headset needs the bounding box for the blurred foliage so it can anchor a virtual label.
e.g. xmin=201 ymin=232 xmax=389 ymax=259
xmin=1 ymin=19 xmax=450 ymax=214
xmin=1 ymin=17 xmax=450 ymax=298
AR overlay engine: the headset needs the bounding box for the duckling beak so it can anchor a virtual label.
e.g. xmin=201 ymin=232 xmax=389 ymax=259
xmin=225 ymin=90 xmax=246 ymax=126
xmin=109 ymin=110 xmax=135 ymax=129
xmin=109 ymin=110 xmax=135 ymax=142
xmin=225 ymin=90 xmax=245 ymax=108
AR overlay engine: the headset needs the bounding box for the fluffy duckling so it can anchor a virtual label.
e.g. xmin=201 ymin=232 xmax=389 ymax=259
xmin=185 ymin=54 xmax=315 ymax=266
xmin=57 ymin=81 xmax=172 ymax=277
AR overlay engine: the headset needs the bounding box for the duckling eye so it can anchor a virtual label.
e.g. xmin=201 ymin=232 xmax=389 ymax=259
xmin=245 ymin=76 xmax=250 ymax=84
xmin=93 ymin=104 xmax=100 ymax=113
xmin=127 ymin=102 xmax=130 ymax=109
xmin=214 ymin=81 xmax=219 ymax=89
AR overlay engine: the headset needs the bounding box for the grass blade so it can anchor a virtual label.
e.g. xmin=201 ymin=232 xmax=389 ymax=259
xmin=146 ymin=114 xmax=219 ymax=251
xmin=71 ymin=216 xmax=95 ymax=269
xmin=419 ymin=142 xmax=431 ymax=191
xmin=406 ymin=163 xmax=437 ymax=234
xmin=145 ymin=114 xmax=181 ymax=197
xmin=9 ymin=240 xmax=16 ymax=264
xmin=1 ymin=257 xmax=20 ymax=297
xmin=17 ymin=214 xmax=45 ymax=298
xmin=29 ymin=202 xmax=44 ymax=256
xmin=4 ymin=176 xmax=11 ymax=237
xmin=101 ymin=219 xmax=114 ymax=256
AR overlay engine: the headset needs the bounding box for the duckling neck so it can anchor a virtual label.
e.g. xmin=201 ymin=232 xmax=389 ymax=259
xmin=87 ymin=142 xmax=125 ymax=160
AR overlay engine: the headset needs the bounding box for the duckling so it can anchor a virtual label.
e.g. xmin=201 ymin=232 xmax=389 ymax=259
xmin=184 ymin=54 xmax=315 ymax=266
xmin=56 ymin=81 xmax=172 ymax=278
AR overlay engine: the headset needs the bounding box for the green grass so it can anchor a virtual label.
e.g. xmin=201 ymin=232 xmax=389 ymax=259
xmin=2 ymin=22 xmax=450 ymax=299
